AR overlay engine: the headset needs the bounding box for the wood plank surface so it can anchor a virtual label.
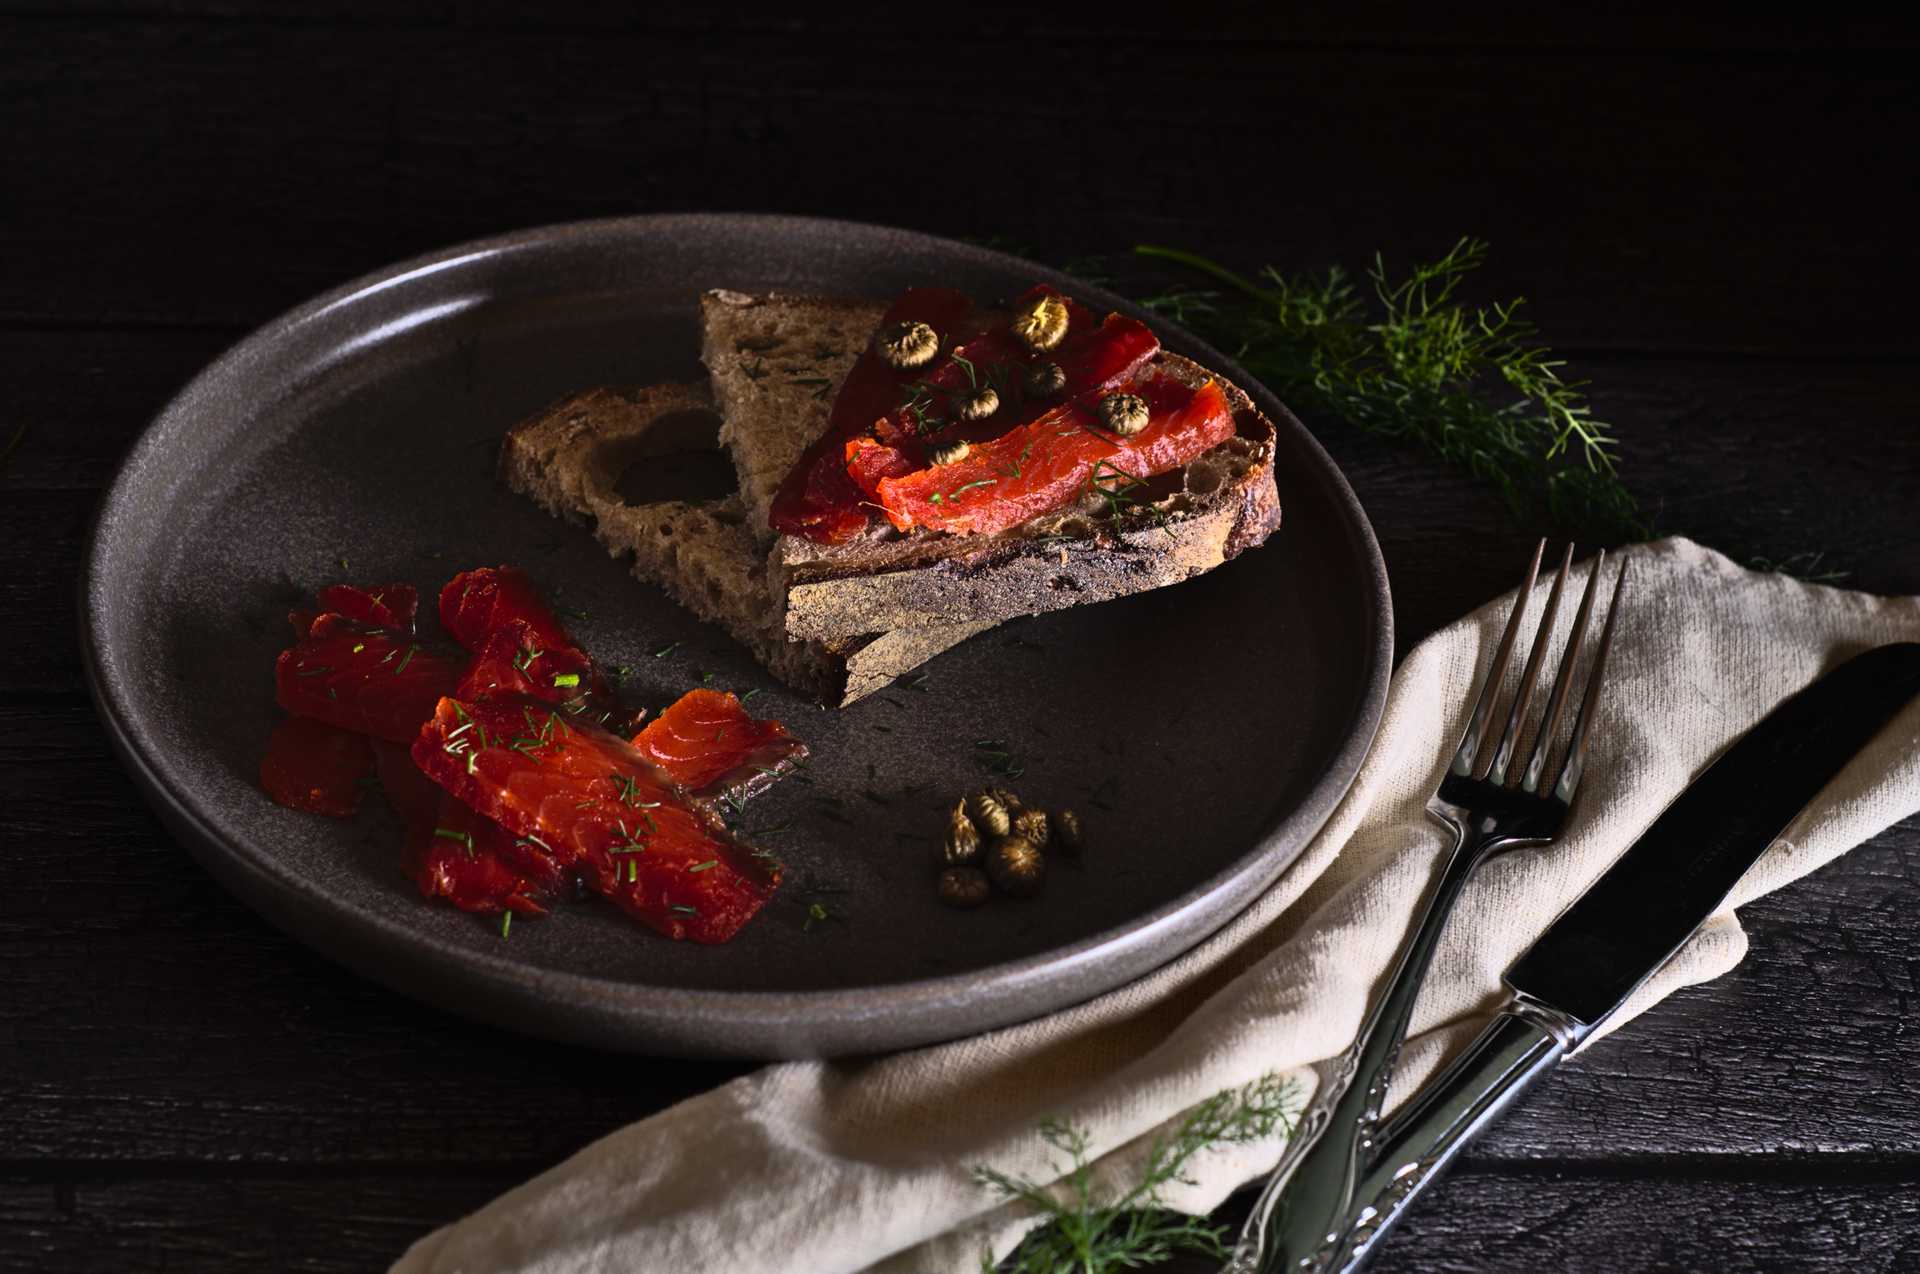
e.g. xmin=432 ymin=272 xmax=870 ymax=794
xmin=5 ymin=16 xmax=1916 ymax=357
xmin=5 ymin=1171 xmax=1918 ymax=1274
xmin=5 ymin=7 xmax=1918 ymax=1272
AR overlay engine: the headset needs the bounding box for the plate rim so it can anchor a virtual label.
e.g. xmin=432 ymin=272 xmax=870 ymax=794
xmin=79 ymin=212 xmax=1393 ymax=1056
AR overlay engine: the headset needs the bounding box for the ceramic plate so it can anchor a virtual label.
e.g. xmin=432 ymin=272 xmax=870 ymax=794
xmin=81 ymin=214 xmax=1390 ymax=1058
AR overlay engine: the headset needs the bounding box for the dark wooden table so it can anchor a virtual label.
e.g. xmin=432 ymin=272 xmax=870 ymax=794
xmin=8 ymin=8 xmax=1919 ymax=1271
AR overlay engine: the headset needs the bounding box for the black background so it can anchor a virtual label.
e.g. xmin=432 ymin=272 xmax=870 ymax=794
xmin=7 ymin=6 xmax=1920 ymax=1271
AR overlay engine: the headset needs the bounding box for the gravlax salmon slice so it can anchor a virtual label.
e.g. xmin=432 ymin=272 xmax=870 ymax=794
xmin=259 ymin=715 xmax=374 ymax=818
xmin=628 ymin=688 xmax=807 ymax=801
xmin=844 ymin=302 xmax=1159 ymax=499
xmin=439 ymin=565 xmax=612 ymax=704
xmin=373 ymin=742 xmax=566 ymax=917
xmin=412 ymin=696 xmax=781 ymax=943
xmin=768 ymin=286 xmax=977 ymax=544
xmin=275 ymin=613 xmax=464 ymax=744
xmin=873 ymin=372 xmax=1234 ymax=537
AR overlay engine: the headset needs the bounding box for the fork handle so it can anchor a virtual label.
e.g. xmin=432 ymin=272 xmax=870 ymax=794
xmin=1228 ymin=826 xmax=1490 ymax=1273
xmin=1304 ymin=998 xmax=1580 ymax=1274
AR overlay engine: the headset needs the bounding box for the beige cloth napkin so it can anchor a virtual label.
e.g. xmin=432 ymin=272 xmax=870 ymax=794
xmin=392 ymin=537 xmax=1920 ymax=1274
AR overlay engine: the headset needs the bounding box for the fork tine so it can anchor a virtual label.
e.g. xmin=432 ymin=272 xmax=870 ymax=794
xmin=1450 ymin=539 xmax=1545 ymax=777
xmin=1518 ymin=548 xmax=1607 ymax=793
xmin=1483 ymin=544 xmax=1574 ymax=784
xmin=1550 ymin=557 xmax=1630 ymax=803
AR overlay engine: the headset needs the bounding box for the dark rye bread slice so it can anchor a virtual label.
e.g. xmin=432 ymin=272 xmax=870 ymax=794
xmin=698 ymin=289 xmax=1282 ymax=643
xmin=497 ymin=383 xmax=990 ymax=707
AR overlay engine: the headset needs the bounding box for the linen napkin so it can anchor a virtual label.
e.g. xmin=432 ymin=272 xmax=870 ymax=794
xmin=392 ymin=537 xmax=1920 ymax=1274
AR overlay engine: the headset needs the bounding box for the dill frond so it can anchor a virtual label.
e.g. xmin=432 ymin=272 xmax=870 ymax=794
xmin=976 ymin=1073 xmax=1300 ymax=1274
xmin=1132 ymin=239 xmax=1645 ymax=539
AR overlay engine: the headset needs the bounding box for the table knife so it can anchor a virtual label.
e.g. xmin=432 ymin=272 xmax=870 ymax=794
xmin=1270 ymin=640 xmax=1920 ymax=1274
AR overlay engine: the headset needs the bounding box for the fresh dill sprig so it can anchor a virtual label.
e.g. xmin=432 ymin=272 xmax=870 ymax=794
xmin=976 ymin=1074 xmax=1300 ymax=1274
xmin=0 ymin=423 xmax=26 ymax=474
xmin=1132 ymin=238 xmax=1644 ymax=538
xmin=1748 ymin=550 xmax=1850 ymax=585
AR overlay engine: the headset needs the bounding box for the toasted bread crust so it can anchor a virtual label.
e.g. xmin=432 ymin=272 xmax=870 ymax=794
xmin=499 ymin=385 xmax=987 ymax=706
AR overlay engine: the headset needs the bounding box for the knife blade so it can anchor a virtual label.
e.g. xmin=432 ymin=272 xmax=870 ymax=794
xmin=1302 ymin=641 xmax=1920 ymax=1274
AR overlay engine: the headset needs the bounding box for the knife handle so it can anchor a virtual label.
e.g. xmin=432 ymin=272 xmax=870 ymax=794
xmin=1315 ymin=999 xmax=1581 ymax=1273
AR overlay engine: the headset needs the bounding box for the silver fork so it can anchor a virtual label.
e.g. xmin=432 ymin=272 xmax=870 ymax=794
xmin=1226 ymin=540 xmax=1628 ymax=1274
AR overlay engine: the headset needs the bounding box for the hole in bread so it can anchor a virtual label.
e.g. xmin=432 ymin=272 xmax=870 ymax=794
xmin=1185 ymin=458 xmax=1225 ymax=496
xmin=1135 ymin=471 xmax=1185 ymax=501
xmin=611 ymin=409 xmax=736 ymax=507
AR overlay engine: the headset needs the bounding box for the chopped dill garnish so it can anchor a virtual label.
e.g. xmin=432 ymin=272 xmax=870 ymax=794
xmin=904 ymin=671 xmax=932 ymax=691
xmin=432 ymin=826 xmax=475 ymax=858
xmin=740 ymin=688 xmax=763 ymax=702
xmin=670 ymin=903 xmax=698 ymax=916
xmin=609 ymin=664 xmax=633 ymax=687
xmin=803 ymin=901 xmax=831 ymax=932
xmin=789 ymin=374 xmax=834 ymax=399
xmin=294 ymin=665 xmax=332 ymax=678
xmin=552 ymin=672 xmax=581 ymax=689
xmin=948 ymin=478 xmax=997 ymax=500
xmin=610 ymin=773 xmax=660 ymax=810
xmin=653 ymin=641 xmax=681 ymax=659
xmin=974 ymin=739 xmax=1026 ymax=779
xmin=393 ymin=644 xmax=420 ymax=675
xmin=688 ymin=859 xmax=719 ymax=874
xmin=499 ymin=912 xmax=512 ymax=939
xmin=1087 ymin=460 xmax=1145 ymax=518
xmin=556 ymin=605 xmax=589 ymax=622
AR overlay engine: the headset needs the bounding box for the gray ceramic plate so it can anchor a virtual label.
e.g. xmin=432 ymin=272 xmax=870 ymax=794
xmin=81 ymin=214 xmax=1390 ymax=1059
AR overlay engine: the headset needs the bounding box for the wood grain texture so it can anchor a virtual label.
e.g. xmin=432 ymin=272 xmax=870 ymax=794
xmin=8 ymin=15 xmax=1919 ymax=356
xmin=6 ymin=8 xmax=1920 ymax=1272
xmin=4 ymin=1172 xmax=1918 ymax=1274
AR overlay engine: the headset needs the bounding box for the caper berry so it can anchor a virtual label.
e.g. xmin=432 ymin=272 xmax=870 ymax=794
xmin=938 ymin=865 xmax=993 ymax=909
xmin=1025 ymin=361 xmax=1067 ymax=398
xmin=1051 ymin=809 xmax=1085 ymax=856
xmin=966 ymin=789 xmax=1012 ymax=839
xmin=1012 ymin=807 xmax=1050 ymax=849
xmin=943 ymin=798 xmax=982 ymax=866
xmin=1098 ymin=393 xmax=1149 ymax=437
xmin=876 ymin=320 xmax=940 ymax=371
xmin=955 ymin=386 xmax=1000 ymax=422
xmin=986 ymin=836 xmax=1046 ymax=897
xmin=1011 ymin=294 xmax=1070 ymax=353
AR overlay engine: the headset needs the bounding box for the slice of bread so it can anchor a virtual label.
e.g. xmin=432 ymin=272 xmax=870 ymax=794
xmin=499 ymin=384 xmax=989 ymax=707
xmin=699 ymin=289 xmax=885 ymax=540
xmin=698 ymin=290 xmax=1282 ymax=643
